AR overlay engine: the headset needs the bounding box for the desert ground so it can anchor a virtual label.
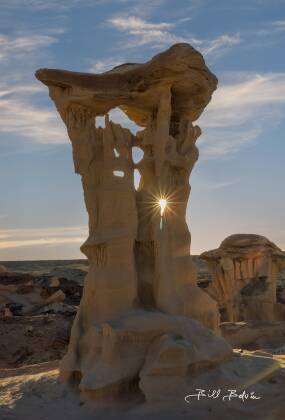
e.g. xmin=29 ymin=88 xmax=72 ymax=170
xmin=1 ymin=258 xmax=285 ymax=420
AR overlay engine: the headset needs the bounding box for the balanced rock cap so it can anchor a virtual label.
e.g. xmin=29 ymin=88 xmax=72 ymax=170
xmin=35 ymin=43 xmax=217 ymax=127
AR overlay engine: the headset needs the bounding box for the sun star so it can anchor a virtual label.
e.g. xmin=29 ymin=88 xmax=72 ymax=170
xmin=158 ymin=198 xmax=167 ymax=216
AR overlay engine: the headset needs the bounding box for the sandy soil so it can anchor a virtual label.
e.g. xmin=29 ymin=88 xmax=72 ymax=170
xmin=0 ymin=315 xmax=71 ymax=369
xmin=1 ymin=352 xmax=285 ymax=420
xmin=1 ymin=260 xmax=285 ymax=419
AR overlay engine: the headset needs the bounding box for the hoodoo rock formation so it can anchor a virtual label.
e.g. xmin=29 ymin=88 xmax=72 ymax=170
xmin=36 ymin=44 xmax=233 ymax=402
xmin=201 ymin=234 xmax=285 ymax=322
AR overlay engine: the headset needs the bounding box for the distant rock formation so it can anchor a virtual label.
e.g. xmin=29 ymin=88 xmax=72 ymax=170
xmin=0 ymin=270 xmax=82 ymax=317
xmin=0 ymin=265 xmax=8 ymax=273
xmin=201 ymin=234 xmax=285 ymax=322
xmin=35 ymin=44 xmax=235 ymax=403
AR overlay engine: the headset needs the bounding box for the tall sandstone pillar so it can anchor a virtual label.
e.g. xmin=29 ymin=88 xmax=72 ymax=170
xmin=36 ymin=44 xmax=231 ymax=402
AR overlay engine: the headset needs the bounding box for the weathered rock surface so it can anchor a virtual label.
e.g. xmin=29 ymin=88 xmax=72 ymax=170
xmin=1 ymin=264 xmax=285 ymax=418
xmin=38 ymin=302 xmax=77 ymax=316
xmin=201 ymin=234 xmax=285 ymax=321
xmin=221 ymin=320 xmax=285 ymax=350
xmin=0 ymin=259 xmax=88 ymax=285
xmin=60 ymin=309 xmax=231 ymax=401
xmin=0 ymin=265 xmax=8 ymax=273
xmin=45 ymin=289 xmax=66 ymax=304
xmin=36 ymin=42 xmax=220 ymax=326
xmin=36 ymin=43 xmax=217 ymax=127
xmin=35 ymin=43 xmax=237 ymax=404
xmin=1 ymin=352 xmax=285 ymax=420
xmin=0 ymin=315 xmax=72 ymax=368
xmin=0 ymin=271 xmax=82 ymax=316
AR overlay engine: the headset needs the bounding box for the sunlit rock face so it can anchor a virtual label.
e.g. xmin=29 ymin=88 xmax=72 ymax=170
xmin=201 ymin=234 xmax=285 ymax=322
xmin=35 ymin=44 xmax=232 ymax=402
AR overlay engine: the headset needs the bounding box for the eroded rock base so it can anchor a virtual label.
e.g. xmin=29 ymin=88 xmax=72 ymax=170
xmin=59 ymin=309 xmax=231 ymax=403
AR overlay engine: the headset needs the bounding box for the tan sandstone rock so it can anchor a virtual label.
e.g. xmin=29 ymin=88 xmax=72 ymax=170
xmin=36 ymin=44 xmax=234 ymax=403
xmin=45 ymin=289 xmax=66 ymax=304
xmin=221 ymin=320 xmax=285 ymax=350
xmin=201 ymin=234 xmax=285 ymax=322
xmin=0 ymin=265 xmax=8 ymax=274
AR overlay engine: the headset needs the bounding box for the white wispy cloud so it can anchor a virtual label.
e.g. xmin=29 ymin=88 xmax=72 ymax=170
xmin=200 ymin=73 xmax=285 ymax=128
xmin=0 ymin=85 xmax=44 ymax=97
xmin=198 ymin=72 xmax=285 ymax=159
xmin=108 ymin=16 xmax=174 ymax=31
xmin=271 ymin=20 xmax=285 ymax=31
xmin=0 ymin=29 xmax=68 ymax=145
xmin=0 ymin=90 xmax=67 ymax=144
xmin=107 ymin=15 xmax=241 ymax=56
xmin=89 ymin=57 xmax=127 ymax=73
xmin=107 ymin=15 xmax=184 ymax=47
xmin=115 ymin=0 xmax=166 ymax=19
xmin=0 ymin=237 xmax=85 ymax=250
xmin=0 ymin=226 xmax=87 ymax=250
xmin=125 ymin=29 xmax=185 ymax=48
xmin=199 ymin=128 xmax=262 ymax=159
xmin=0 ymin=34 xmax=57 ymax=62
xmin=200 ymin=34 xmax=241 ymax=57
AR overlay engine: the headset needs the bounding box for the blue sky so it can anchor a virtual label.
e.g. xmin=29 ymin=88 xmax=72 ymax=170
xmin=0 ymin=0 xmax=284 ymax=260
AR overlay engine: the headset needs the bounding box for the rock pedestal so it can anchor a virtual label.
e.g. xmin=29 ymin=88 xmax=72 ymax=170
xmin=201 ymin=234 xmax=285 ymax=322
xmin=36 ymin=44 xmax=231 ymax=402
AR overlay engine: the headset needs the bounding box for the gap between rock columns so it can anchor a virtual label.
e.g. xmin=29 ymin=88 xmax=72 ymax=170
xmin=134 ymin=84 xmax=218 ymax=327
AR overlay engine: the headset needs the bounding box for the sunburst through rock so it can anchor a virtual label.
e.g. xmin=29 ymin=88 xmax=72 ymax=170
xmin=158 ymin=198 xmax=167 ymax=216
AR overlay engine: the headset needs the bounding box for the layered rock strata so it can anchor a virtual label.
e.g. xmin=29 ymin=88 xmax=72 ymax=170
xmin=201 ymin=234 xmax=285 ymax=322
